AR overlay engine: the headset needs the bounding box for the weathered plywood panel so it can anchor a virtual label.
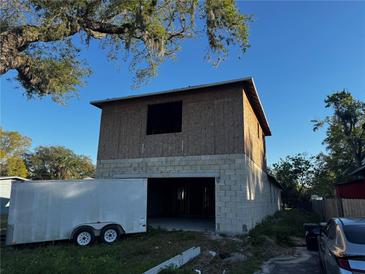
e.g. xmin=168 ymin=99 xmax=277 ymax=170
xmin=243 ymin=90 xmax=266 ymax=170
xmin=183 ymin=101 xmax=215 ymax=156
xmin=96 ymin=84 xmax=245 ymax=160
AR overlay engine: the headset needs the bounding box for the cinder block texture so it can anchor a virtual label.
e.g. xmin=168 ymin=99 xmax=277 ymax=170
xmin=96 ymin=153 xmax=281 ymax=234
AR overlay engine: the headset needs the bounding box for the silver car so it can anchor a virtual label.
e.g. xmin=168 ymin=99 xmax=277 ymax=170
xmin=318 ymin=218 xmax=365 ymax=274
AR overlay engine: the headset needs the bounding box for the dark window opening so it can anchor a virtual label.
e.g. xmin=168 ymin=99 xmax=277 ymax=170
xmin=147 ymin=101 xmax=182 ymax=135
xmin=147 ymin=178 xmax=215 ymax=218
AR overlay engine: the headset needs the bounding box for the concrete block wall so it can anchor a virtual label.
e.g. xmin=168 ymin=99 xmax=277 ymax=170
xmin=96 ymin=153 xmax=281 ymax=234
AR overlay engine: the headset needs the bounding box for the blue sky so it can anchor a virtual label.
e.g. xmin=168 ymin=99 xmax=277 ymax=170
xmin=1 ymin=1 xmax=364 ymax=166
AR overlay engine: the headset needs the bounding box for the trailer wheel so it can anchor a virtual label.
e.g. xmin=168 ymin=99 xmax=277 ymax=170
xmin=100 ymin=225 xmax=120 ymax=244
xmin=73 ymin=227 xmax=95 ymax=246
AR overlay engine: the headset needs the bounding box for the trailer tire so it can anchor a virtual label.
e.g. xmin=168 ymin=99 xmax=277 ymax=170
xmin=100 ymin=225 xmax=121 ymax=244
xmin=73 ymin=226 xmax=95 ymax=246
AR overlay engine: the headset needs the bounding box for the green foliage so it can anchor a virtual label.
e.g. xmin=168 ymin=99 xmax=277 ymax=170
xmin=309 ymin=153 xmax=337 ymax=197
xmin=271 ymin=91 xmax=364 ymax=199
xmin=1 ymin=0 xmax=250 ymax=103
xmin=0 ymin=128 xmax=31 ymax=177
xmin=270 ymin=153 xmax=315 ymax=207
xmin=25 ymin=146 xmax=95 ymax=180
xmin=204 ymin=0 xmax=251 ymax=64
xmin=0 ymin=128 xmax=31 ymax=158
xmin=18 ymin=46 xmax=91 ymax=103
xmin=312 ymin=90 xmax=365 ymax=184
xmin=248 ymin=209 xmax=320 ymax=246
xmin=0 ymin=128 xmax=95 ymax=179
xmin=3 ymin=156 xmax=28 ymax=178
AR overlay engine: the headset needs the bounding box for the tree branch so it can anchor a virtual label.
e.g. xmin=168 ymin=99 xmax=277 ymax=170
xmin=82 ymin=20 xmax=133 ymax=36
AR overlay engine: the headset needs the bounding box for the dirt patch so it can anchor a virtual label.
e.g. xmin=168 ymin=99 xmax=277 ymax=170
xmin=206 ymin=232 xmax=244 ymax=243
xmin=255 ymin=247 xmax=321 ymax=274
xmin=183 ymin=233 xmax=295 ymax=274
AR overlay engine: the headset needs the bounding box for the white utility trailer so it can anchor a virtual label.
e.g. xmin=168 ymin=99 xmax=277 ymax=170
xmin=6 ymin=179 xmax=147 ymax=246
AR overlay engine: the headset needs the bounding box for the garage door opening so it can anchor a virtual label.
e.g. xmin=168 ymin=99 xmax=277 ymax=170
xmin=147 ymin=177 xmax=215 ymax=232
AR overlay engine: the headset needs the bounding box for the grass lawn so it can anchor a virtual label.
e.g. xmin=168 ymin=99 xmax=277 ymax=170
xmin=0 ymin=209 xmax=320 ymax=274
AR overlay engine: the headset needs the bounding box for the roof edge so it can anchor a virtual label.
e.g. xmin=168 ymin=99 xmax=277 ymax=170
xmin=90 ymin=77 xmax=252 ymax=107
xmin=0 ymin=176 xmax=29 ymax=181
xmin=243 ymin=78 xmax=271 ymax=136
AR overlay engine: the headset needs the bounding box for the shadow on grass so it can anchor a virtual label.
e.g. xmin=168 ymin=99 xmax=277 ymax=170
xmin=1 ymin=210 xmax=320 ymax=274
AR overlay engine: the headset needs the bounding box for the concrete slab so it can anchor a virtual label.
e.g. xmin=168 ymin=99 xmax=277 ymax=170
xmin=143 ymin=246 xmax=201 ymax=274
xmin=149 ymin=218 xmax=215 ymax=232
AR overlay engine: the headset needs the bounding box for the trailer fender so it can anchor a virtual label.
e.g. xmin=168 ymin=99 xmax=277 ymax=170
xmin=102 ymin=223 xmax=125 ymax=235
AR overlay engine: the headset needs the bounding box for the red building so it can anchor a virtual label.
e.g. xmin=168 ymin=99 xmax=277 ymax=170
xmin=335 ymin=165 xmax=365 ymax=199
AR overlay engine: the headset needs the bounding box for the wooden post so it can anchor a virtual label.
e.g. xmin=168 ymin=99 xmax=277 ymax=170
xmin=336 ymin=197 xmax=344 ymax=217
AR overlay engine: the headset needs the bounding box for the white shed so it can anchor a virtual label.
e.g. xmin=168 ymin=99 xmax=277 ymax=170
xmin=0 ymin=176 xmax=29 ymax=215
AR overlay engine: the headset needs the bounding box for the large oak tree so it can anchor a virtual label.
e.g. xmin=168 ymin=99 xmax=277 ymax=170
xmin=25 ymin=146 xmax=95 ymax=179
xmin=1 ymin=0 xmax=250 ymax=102
xmin=0 ymin=128 xmax=31 ymax=177
xmin=313 ymin=91 xmax=365 ymax=181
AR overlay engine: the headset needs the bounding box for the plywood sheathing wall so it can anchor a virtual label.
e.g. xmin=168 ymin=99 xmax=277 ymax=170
xmin=97 ymin=83 xmax=245 ymax=160
xmin=242 ymin=89 xmax=266 ymax=170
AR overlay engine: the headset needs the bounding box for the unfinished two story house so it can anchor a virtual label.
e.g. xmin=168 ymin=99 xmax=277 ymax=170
xmin=91 ymin=77 xmax=281 ymax=234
